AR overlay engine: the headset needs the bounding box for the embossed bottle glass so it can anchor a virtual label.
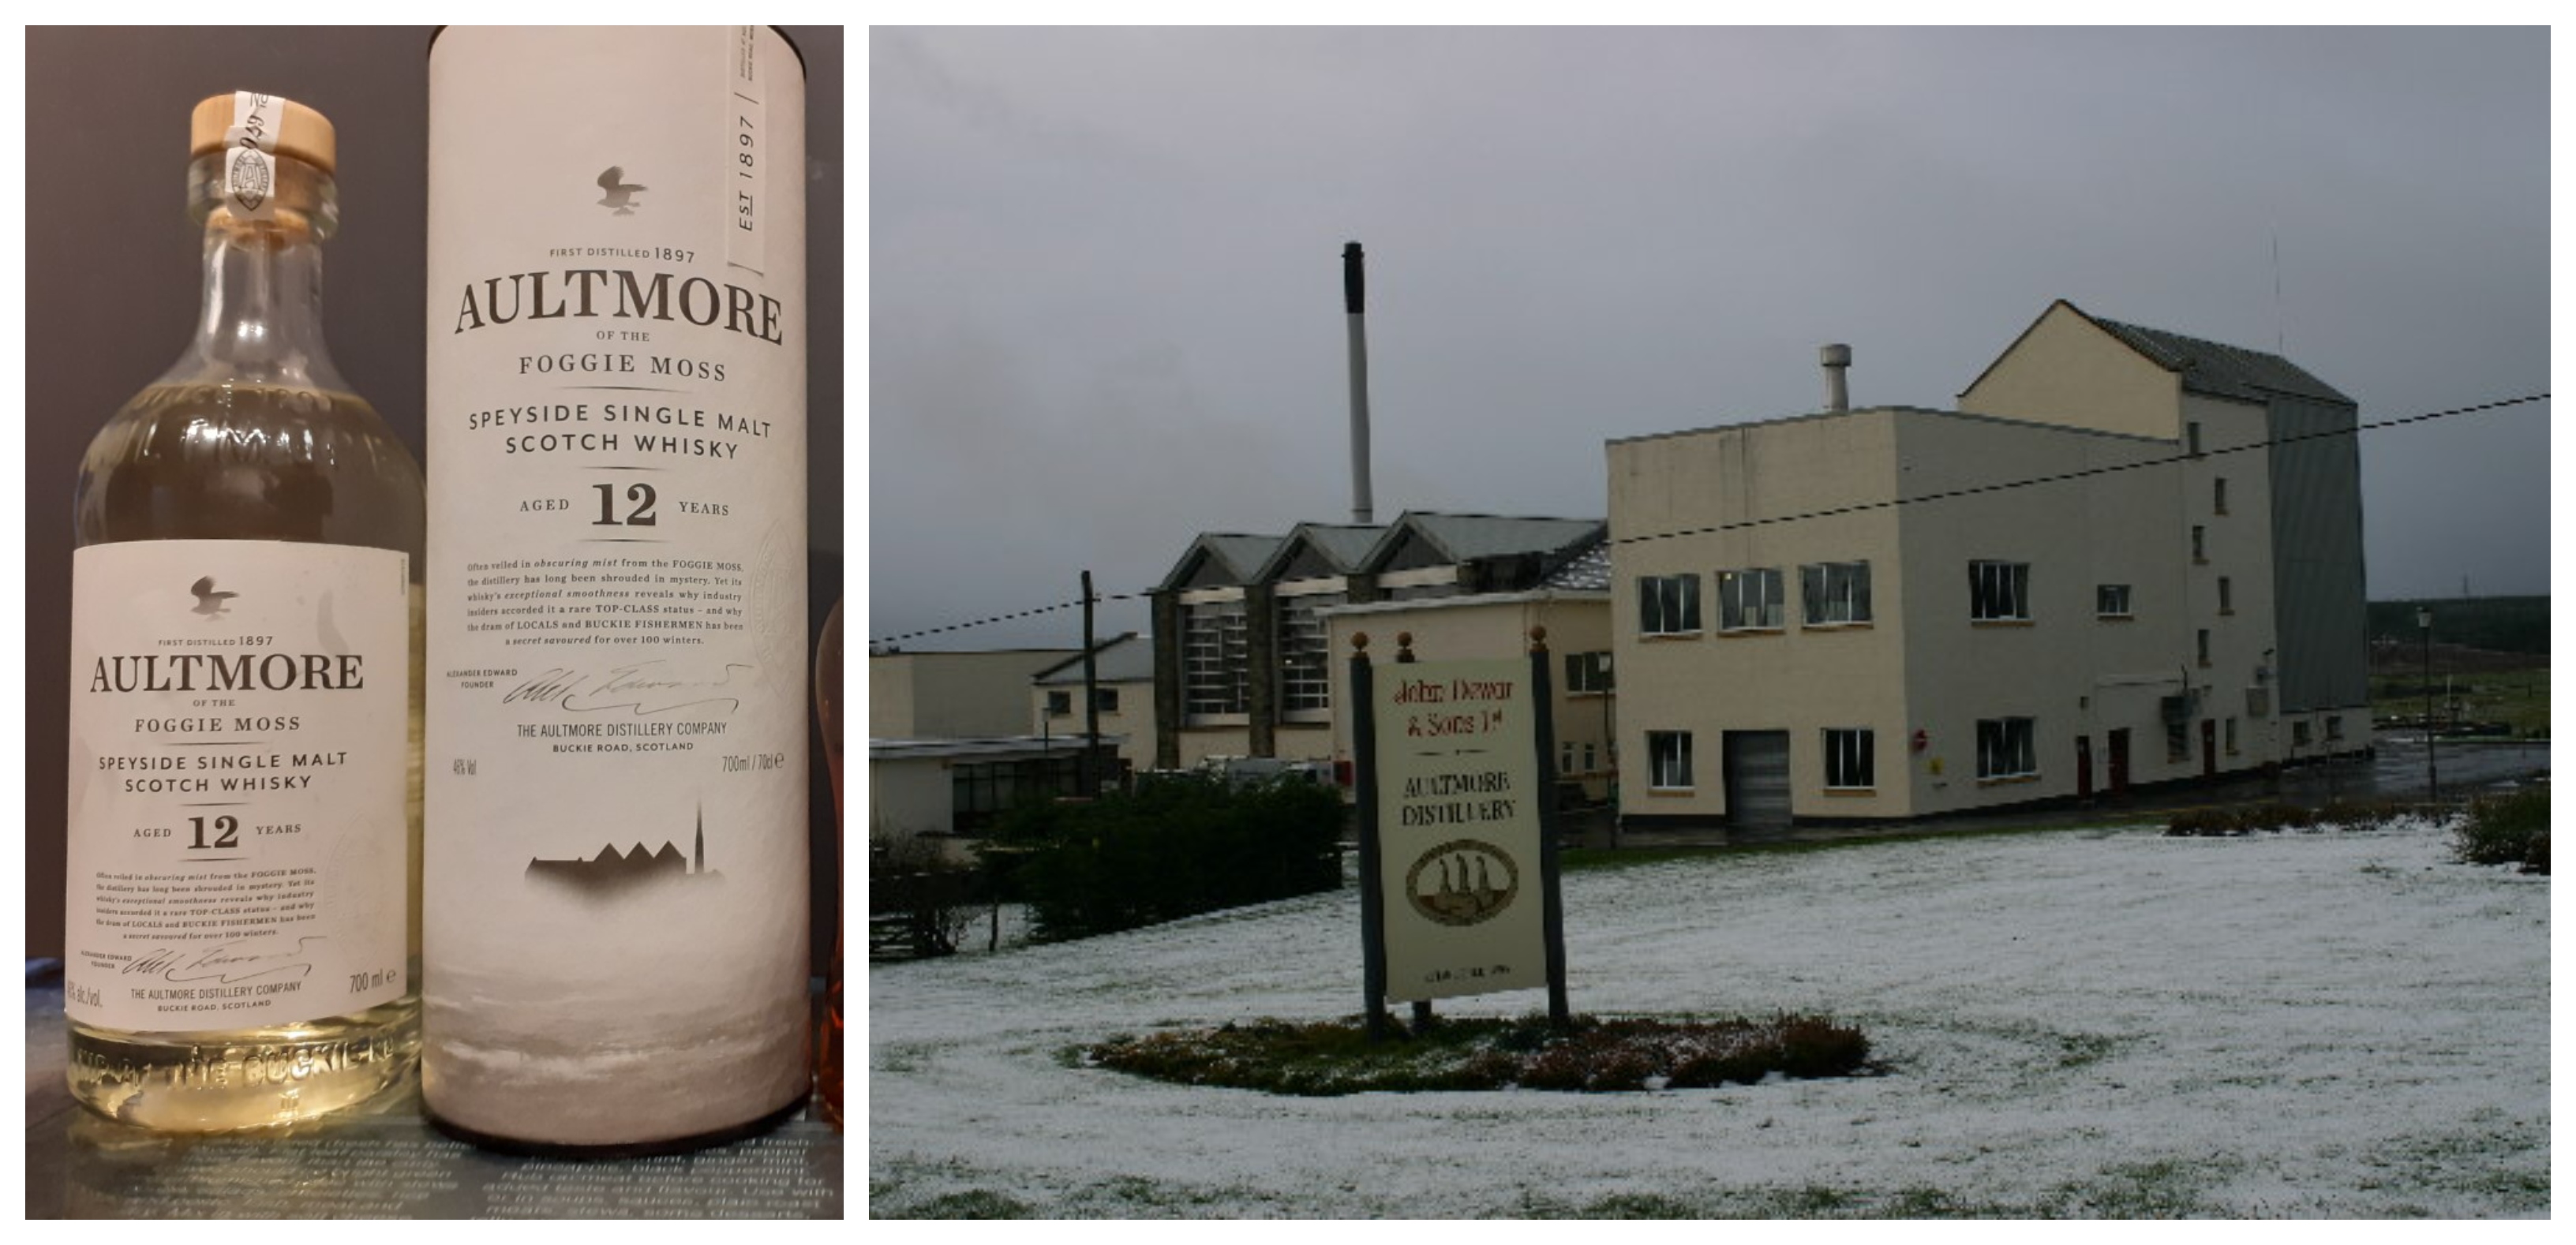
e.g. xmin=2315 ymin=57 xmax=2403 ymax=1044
xmin=66 ymin=93 xmax=422 ymax=1130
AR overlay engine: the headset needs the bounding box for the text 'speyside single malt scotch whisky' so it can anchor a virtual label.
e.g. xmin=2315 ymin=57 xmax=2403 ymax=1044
xmin=424 ymin=26 xmax=811 ymax=1152
xmin=67 ymin=92 xmax=424 ymax=1131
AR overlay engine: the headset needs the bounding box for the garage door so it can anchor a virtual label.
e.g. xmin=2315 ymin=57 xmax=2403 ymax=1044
xmin=1723 ymin=731 xmax=1792 ymax=832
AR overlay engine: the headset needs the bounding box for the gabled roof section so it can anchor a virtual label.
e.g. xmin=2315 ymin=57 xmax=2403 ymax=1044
xmin=1157 ymin=532 xmax=1287 ymax=592
xmin=1032 ymin=633 xmax=1155 ymax=685
xmin=1251 ymin=522 xmax=1388 ymax=584
xmin=1359 ymin=511 xmax=1606 ymax=573
xmin=1970 ymin=298 xmax=2353 ymax=407
xmin=1539 ymin=533 xmax=1612 ymax=592
xmin=2084 ymin=311 xmax=2353 ymax=406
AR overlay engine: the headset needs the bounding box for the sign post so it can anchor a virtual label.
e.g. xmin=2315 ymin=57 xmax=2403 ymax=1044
xmin=1350 ymin=629 xmax=1570 ymax=1037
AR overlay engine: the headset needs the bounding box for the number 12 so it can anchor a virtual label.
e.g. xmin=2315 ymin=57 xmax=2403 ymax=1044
xmin=593 ymin=482 xmax=659 ymax=527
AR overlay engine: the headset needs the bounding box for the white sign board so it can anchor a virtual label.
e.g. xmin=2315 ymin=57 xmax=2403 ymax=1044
xmin=1372 ymin=658 xmax=1547 ymax=1002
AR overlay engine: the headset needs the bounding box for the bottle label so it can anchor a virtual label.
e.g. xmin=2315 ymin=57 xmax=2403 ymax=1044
xmin=65 ymin=540 xmax=410 ymax=1031
xmin=425 ymin=25 xmax=808 ymax=1142
xmin=223 ymin=91 xmax=281 ymax=221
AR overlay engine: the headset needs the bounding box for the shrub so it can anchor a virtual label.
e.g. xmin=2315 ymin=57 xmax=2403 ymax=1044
xmin=2165 ymin=807 xmax=2237 ymax=837
xmin=990 ymin=773 xmax=1344 ymax=941
xmin=2316 ymin=798 xmax=2413 ymax=832
xmin=870 ymin=828 xmax=984 ymax=959
xmin=2454 ymin=787 xmax=2549 ymax=873
xmin=2167 ymin=798 xmax=2421 ymax=837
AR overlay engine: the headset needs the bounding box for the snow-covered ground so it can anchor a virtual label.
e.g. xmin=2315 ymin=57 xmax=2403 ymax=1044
xmin=869 ymin=819 xmax=2548 ymax=1217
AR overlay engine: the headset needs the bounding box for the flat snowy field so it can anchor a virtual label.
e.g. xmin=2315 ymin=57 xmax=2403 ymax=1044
xmin=869 ymin=818 xmax=2549 ymax=1217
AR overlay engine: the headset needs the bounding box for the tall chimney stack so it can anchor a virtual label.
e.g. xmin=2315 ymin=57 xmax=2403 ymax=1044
xmin=1820 ymin=342 xmax=1852 ymax=413
xmin=1344 ymin=241 xmax=1373 ymax=525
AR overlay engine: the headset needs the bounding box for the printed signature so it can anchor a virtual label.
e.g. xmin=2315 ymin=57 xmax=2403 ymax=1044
xmin=502 ymin=661 xmax=753 ymax=716
xmin=123 ymin=937 xmax=323 ymax=985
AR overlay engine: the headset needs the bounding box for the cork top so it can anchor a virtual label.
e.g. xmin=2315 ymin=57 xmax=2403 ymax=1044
xmin=189 ymin=92 xmax=335 ymax=173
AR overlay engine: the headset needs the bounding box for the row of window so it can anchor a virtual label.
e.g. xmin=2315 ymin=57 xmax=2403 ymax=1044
xmin=1640 ymin=561 xmax=1874 ymax=635
xmin=1642 ymin=712 xmax=2346 ymax=797
xmin=1044 ymin=688 xmax=1121 ymax=716
xmin=1181 ymin=593 xmax=1345 ymax=717
xmin=1642 ymin=563 xmax=2235 ymax=635
xmin=1642 ymin=720 xmax=2042 ymax=792
xmin=1187 ymin=600 xmax=1626 ymax=722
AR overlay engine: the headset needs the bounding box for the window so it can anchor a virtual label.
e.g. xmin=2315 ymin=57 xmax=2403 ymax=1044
xmin=1560 ymin=742 xmax=1575 ymax=774
xmin=2162 ymin=697 xmax=2191 ymax=761
xmin=952 ymin=756 xmax=1080 ymax=832
xmin=2225 ymin=716 xmax=2239 ymax=755
xmin=2218 ymin=577 xmax=2233 ymax=614
xmin=1044 ymin=690 xmax=1072 ymax=716
xmin=1718 ymin=567 xmax=1786 ymax=630
xmin=1278 ymin=592 xmax=1343 ymax=713
xmin=2197 ymin=629 xmax=2211 ymax=667
xmin=1823 ymin=727 xmax=1874 ymax=790
xmin=2097 ymin=584 xmax=2132 ymax=619
xmin=1565 ymin=651 xmax=1614 ymax=694
xmin=2192 ymin=525 xmax=2207 ymax=563
xmin=1582 ymin=741 xmax=1597 ymax=772
xmin=2214 ymin=477 xmax=2229 ymax=514
xmin=1975 ymin=717 xmax=2036 ymax=780
xmin=1639 ymin=574 xmax=1702 ymax=635
xmin=1647 ymin=731 xmax=1694 ymax=790
xmin=1182 ymin=599 xmax=1249 ymax=716
xmin=1970 ymin=560 xmax=2031 ymax=621
xmin=2292 ymin=720 xmax=2313 ymax=748
xmin=2187 ymin=421 xmax=2203 ymax=456
xmin=1800 ymin=561 xmax=1873 ymax=626
xmin=1095 ymin=688 xmax=1120 ymax=712
xmin=2325 ymin=715 xmax=2344 ymax=742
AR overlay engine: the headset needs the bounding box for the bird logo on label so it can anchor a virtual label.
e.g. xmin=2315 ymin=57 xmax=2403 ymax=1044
xmin=189 ymin=576 xmax=238 ymax=619
xmin=597 ymin=166 xmax=647 ymax=215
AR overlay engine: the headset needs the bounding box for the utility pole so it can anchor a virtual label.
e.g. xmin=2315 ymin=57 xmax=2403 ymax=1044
xmin=2418 ymin=605 xmax=2438 ymax=802
xmin=1081 ymin=570 xmax=1102 ymax=798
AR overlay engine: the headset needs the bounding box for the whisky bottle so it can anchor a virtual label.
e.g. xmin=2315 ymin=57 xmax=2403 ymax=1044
xmin=815 ymin=597 xmax=843 ymax=1129
xmin=66 ymin=92 xmax=422 ymax=1131
xmin=423 ymin=27 xmax=811 ymax=1151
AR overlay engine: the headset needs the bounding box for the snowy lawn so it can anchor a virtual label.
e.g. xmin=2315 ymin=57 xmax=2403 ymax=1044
xmin=868 ymin=818 xmax=2548 ymax=1217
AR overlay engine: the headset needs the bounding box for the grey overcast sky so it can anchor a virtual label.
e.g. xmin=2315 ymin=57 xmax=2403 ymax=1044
xmin=869 ymin=26 xmax=2548 ymax=651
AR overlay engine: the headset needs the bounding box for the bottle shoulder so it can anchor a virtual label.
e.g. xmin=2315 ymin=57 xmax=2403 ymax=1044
xmin=76 ymin=381 xmax=424 ymax=555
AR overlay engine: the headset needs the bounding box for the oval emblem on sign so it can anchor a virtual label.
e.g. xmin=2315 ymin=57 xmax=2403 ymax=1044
xmin=227 ymin=147 xmax=271 ymax=211
xmin=1403 ymin=838 xmax=1519 ymax=927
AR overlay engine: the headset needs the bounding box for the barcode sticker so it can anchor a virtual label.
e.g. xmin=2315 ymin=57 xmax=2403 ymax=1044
xmin=223 ymin=91 xmax=280 ymax=221
xmin=726 ymin=27 xmax=765 ymax=275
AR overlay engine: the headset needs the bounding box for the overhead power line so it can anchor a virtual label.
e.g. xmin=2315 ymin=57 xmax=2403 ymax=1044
xmin=1608 ymin=393 xmax=2547 ymax=548
xmin=867 ymin=391 xmax=2546 ymax=648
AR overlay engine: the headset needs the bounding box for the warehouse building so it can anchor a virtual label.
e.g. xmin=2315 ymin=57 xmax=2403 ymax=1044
xmin=1610 ymin=301 xmax=2366 ymax=834
xmin=1148 ymin=511 xmax=1602 ymax=771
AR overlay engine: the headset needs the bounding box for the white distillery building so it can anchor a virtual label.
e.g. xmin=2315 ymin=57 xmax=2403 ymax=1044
xmin=1027 ymin=632 xmax=1158 ymax=773
xmin=1611 ymin=301 xmax=2367 ymax=834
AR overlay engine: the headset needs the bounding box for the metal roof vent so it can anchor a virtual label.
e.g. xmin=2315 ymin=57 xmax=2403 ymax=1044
xmin=1821 ymin=343 xmax=1852 ymax=413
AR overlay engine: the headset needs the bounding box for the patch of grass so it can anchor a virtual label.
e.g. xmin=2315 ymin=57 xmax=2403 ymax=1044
xmin=2036 ymin=1159 xmax=2207 ymax=1218
xmin=2451 ymin=787 xmax=2548 ymax=873
xmin=888 ymin=1189 xmax=1033 ymax=1219
xmin=2371 ymin=659 xmax=2548 ymax=739
xmin=2055 ymin=1034 xmax=2120 ymax=1069
xmin=1576 ymin=1191 xmax=1710 ymax=1218
xmin=1086 ymin=1011 xmax=1870 ymax=1097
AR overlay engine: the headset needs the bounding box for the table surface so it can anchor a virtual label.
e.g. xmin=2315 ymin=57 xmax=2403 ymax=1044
xmin=24 ymin=984 xmax=844 ymax=1218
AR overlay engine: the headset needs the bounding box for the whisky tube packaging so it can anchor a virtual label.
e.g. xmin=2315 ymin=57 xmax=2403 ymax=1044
xmin=423 ymin=26 xmax=809 ymax=1150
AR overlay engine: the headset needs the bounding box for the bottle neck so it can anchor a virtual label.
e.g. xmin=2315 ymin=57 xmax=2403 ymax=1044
xmin=169 ymin=152 xmax=349 ymax=392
